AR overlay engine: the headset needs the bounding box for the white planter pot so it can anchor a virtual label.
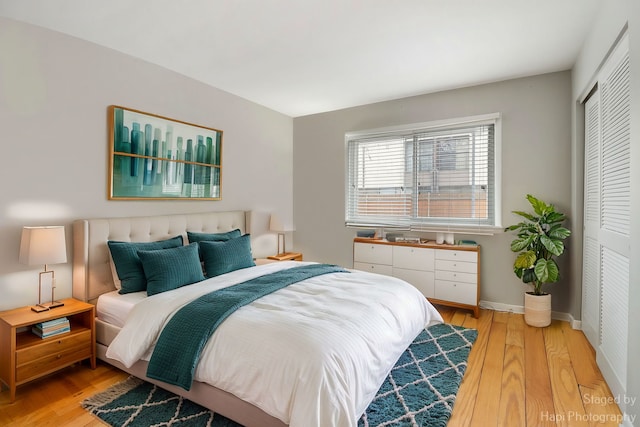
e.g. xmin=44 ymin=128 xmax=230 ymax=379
xmin=524 ymin=293 xmax=551 ymax=327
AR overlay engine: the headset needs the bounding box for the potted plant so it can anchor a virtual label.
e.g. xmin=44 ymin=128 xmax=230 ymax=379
xmin=504 ymin=194 xmax=571 ymax=327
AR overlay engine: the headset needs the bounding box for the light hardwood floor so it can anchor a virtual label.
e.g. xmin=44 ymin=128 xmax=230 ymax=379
xmin=0 ymin=307 xmax=623 ymax=426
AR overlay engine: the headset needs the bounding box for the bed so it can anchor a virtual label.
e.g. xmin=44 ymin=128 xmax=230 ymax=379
xmin=72 ymin=211 xmax=443 ymax=427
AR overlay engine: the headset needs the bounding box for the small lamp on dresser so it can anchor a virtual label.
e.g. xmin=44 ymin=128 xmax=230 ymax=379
xmin=269 ymin=215 xmax=295 ymax=257
xmin=19 ymin=225 xmax=67 ymax=312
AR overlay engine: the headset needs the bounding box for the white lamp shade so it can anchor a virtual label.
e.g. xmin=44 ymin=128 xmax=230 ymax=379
xmin=269 ymin=215 xmax=295 ymax=232
xmin=19 ymin=226 xmax=67 ymax=266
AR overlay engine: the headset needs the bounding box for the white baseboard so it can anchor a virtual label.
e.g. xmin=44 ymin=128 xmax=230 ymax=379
xmin=479 ymin=300 xmax=580 ymax=329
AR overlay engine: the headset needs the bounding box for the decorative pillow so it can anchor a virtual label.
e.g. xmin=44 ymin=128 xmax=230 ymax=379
xmin=138 ymin=243 xmax=205 ymax=296
xmin=107 ymin=235 xmax=183 ymax=294
xmin=199 ymin=234 xmax=256 ymax=278
xmin=108 ymin=251 xmax=122 ymax=290
xmin=188 ymin=229 xmax=243 ymax=264
xmin=187 ymin=229 xmax=242 ymax=244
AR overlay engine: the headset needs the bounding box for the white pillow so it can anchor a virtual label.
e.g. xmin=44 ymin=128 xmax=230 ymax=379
xmin=108 ymin=251 xmax=122 ymax=290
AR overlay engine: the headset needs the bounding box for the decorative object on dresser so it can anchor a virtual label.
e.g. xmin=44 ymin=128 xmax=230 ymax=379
xmin=108 ymin=106 xmax=223 ymax=200
xmin=353 ymin=238 xmax=481 ymax=317
xmin=19 ymin=225 xmax=67 ymax=312
xmin=504 ymin=194 xmax=571 ymax=327
xmin=269 ymin=214 xmax=296 ymax=257
xmin=0 ymin=298 xmax=96 ymax=402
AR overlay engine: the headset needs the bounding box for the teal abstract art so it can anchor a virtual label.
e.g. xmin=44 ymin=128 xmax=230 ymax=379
xmin=109 ymin=106 xmax=223 ymax=200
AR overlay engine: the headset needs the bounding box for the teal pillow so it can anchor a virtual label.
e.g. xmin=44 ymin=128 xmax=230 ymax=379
xmin=187 ymin=229 xmax=241 ymax=244
xmin=199 ymin=234 xmax=255 ymax=277
xmin=108 ymin=236 xmax=183 ymax=294
xmin=188 ymin=229 xmax=243 ymax=261
xmin=138 ymin=243 xmax=205 ymax=296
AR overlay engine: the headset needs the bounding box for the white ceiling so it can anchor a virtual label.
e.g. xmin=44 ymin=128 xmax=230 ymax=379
xmin=0 ymin=0 xmax=602 ymax=117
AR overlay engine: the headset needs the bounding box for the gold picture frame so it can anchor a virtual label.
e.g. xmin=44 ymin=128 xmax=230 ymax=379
xmin=108 ymin=105 xmax=222 ymax=200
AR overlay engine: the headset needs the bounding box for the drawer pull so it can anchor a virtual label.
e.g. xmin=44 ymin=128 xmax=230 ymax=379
xmin=57 ymin=354 xmax=62 ymax=359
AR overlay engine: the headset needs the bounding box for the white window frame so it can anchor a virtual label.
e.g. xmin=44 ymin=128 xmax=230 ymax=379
xmin=345 ymin=113 xmax=502 ymax=235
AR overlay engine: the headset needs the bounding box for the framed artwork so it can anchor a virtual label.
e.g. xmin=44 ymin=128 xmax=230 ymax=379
xmin=108 ymin=105 xmax=223 ymax=200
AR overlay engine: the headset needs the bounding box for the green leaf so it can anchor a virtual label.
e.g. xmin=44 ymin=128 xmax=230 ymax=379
xmin=540 ymin=235 xmax=564 ymax=256
xmin=534 ymin=258 xmax=559 ymax=283
xmin=522 ymin=268 xmax=537 ymax=284
xmin=545 ymin=211 xmax=566 ymax=224
xmin=512 ymin=210 xmax=536 ymax=221
xmin=527 ymin=194 xmax=549 ymax=216
xmin=514 ymin=266 xmax=524 ymax=279
xmin=504 ymin=224 xmax=522 ymax=232
xmin=548 ymin=225 xmax=571 ymax=240
xmin=514 ymin=251 xmax=536 ymax=269
xmin=510 ymin=236 xmax=533 ymax=252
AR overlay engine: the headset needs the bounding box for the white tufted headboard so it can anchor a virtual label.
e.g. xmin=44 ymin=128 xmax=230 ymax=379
xmin=72 ymin=211 xmax=248 ymax=302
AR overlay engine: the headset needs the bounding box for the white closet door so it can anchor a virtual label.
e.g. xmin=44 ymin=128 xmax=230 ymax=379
xmin=598 ymin=34 xmax=630 ymax=391
xmin=581 ymin=33 xmax=630 ymax=395
xmin=581 ymin=93 xmax=600 ymax=346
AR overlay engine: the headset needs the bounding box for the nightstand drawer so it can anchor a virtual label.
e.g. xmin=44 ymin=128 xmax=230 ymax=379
xmin=16 ymin=342 xmax=92 ymax=383
xmin=16 ymin=329 xmax=91 ymax=365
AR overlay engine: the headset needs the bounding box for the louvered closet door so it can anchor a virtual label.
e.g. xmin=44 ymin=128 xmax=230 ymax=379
xmin=581 ymin=33 xmax=630 ymax=394
xmin=581 ymin=93 xmax=600 ymax=346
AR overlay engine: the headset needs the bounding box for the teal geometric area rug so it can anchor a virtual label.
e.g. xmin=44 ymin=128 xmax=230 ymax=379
xmin=82 ymin=323 xmax=477 ymax=427
xmin=359 ymin=323 xmax=477 ymax=427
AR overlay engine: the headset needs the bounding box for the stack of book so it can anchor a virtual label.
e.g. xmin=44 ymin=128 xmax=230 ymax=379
xmin=32 ymin=317 xmax=70 ymax=339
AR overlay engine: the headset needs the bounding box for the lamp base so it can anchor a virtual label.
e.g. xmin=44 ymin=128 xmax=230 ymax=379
xmin=30 ymin=304 xmax=50 ymax=313
xmin=42 ymin=300 xmax=65 ymax=309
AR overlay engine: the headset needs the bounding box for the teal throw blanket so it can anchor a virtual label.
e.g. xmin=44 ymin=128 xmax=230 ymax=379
xmin=146 ymin=264 xmax=348 ymax=390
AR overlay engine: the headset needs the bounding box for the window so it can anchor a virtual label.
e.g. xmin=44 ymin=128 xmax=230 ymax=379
xmin=345 ymin=114 xmax=501 ymax=234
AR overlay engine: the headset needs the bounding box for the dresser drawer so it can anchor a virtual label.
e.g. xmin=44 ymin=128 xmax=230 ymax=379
xmin=393 ymin=268 xmax=434 ymax=298
xmin=16 ymin=330 xmax=91 ymax=365
xmin=435 ymin=249 xmax=477 ymax=263
xmin=354 ymin=243 xmax=392 ymax=265
xmin=434 ymin=280 xmax=477 ymax=305
xmin=435 ymin=259 xmax=477 ymax=274
xmin=353 ymin=262 xmax=393 ymax=276
xmin=435 ymin=269 xmax=477 ymax=284
xmin=16 ymin=343 xmax=92 ymax=383
xmin=392 ymin=246 xmax=434 ymax=271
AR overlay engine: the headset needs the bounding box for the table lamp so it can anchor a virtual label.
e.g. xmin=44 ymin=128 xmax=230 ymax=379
xmin=19 ymin=226 xmax=67 ymax=312
xmin=269 ymin=215 xmax=295 ymax=256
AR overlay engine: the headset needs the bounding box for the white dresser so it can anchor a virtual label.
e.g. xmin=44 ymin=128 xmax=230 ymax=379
xmin=353 ymin=238 xmax=480 ymax=317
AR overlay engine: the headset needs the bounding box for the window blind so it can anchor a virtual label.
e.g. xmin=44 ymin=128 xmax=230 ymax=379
xmin=346 ymin=114 xmax=500 ymax=233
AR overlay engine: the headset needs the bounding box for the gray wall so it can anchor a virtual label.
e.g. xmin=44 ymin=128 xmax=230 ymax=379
xmin=0 ymin=18 xmax=293 ymax=311
xmin=571 ymin=0 xmax=638 ymax=423
xmin=293 ymin=72 xmax=574 ymax=316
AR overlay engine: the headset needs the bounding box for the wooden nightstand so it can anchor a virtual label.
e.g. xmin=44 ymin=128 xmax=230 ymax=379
xmin=0 ymin=298 xmax=95 ymax=402
xmin=267 ymin=252 xmax=303 ymax=261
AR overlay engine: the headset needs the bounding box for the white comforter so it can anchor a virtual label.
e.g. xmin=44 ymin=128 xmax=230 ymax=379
xmin=106 ymin=261 xmax=443 ymax=427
